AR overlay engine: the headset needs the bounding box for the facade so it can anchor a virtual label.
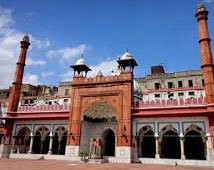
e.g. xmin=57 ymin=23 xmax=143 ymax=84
xmin=136 ymin=68 xmax=205 ymax=101
xmin=0 ymin=3 xmax=214 ymax=166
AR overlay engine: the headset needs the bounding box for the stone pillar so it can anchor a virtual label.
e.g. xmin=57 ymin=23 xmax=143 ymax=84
xmin=205 ymin=133 xmax=211 ymax=160
xmin=28 ymin=133 xmax=34 ymax=154
xmin=180 ymin=133 xmax=185 ymax=160
xmin=11 ymin=136 xmax=16 ymax=154
xmin=155 ymin=133 xmax=160 ymax=159
xmin=48 ymin=132 xmax=53 ymax=155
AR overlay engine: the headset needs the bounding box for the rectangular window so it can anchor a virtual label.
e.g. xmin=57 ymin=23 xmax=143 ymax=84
xmin=189 ymin=91 xmax=195 ymax=96
xmin=154 ymin=94 xmax=160 ymax=98
xmin=64 ymin=99 xmax=68 ymax=103
xmin=65 ymin=89 xmax=69 ymax=96
xmin=168 ymin=92 xmax=174 ymax=98
xmin=155 ymin=83 xmax=161 ymax=89
xmin=188 ymin=80 xmax=193 ymax=87
xmin=178 ymin=81 xmax=183 ymax=88
xmin=202 ymin=79 xmax=204 ymax=87
xmin=178 ymin=92 xmax=184 ymax=96
xmin=168 ymin=82 xmax=173 ymax=89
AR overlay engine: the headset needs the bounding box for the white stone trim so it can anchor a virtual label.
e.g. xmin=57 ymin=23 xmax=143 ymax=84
xmin=65 ymin=145 xmax=79 ymax=157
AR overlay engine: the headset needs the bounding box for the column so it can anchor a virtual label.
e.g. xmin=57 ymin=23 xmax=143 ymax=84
xmin=11 ymin=136 xmax=16 ymax=154
xmin=28 ymin=133 xmax=34 ymax=154
xmin=48 ymin=132 xmax=53 ymax=155
xmin=180 ymin=133 xmax=185 ymax=160
xmin=155 ymin=133 xmax=160 ymax=159
xmin=206 ymin=133 xmax=211 ymax=160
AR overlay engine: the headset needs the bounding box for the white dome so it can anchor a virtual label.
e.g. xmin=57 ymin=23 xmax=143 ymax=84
xmin=133 ymin=80 xmax=142 ymax=94
xmin=120 ymin=52 xmax=133 ymax=60
xmin=75 ymin=58 xmax=86 ymax=65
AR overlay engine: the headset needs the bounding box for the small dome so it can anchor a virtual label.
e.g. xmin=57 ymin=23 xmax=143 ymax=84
xmin=23 ymin=34 xmax=29 ymax=42
xmin=120 ymin=52 xmax=133 ymax=60
xmin=133 ymin=80 xmax=142 ymax=94
xmin=96 ymin=70 xmax=103 ymax=77
xmin=197 ymin=3 xmax=206 ymax=12
xmin=75 ymin=58 xmax=86 ymax=66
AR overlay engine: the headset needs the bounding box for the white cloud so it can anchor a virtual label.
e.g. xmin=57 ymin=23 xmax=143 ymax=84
xmin=41 ymin=71 xmax=54 ymax=78
xmin=31 ymin=37 xmax=50 ymax=49
xmin=23 ymin=73 xmax=40 ymax=85
xmin=88 ymin=60 xmax=118 ymax=77
xmin=0 ymin=6 xmax=49 ymax=88
xmin=59 ymin=70 xmax=73 ymax=81
xmin=47 ymin=44 xmax=87 ymax=59
xmin=26 ymin=57 xmax=46 ymax=66
xmin=60 ymin=59 xmax=118 ymax=81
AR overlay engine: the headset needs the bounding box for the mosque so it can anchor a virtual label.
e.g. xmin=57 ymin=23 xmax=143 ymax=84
xmin=0 ymin=3 xmax=214 ymax=166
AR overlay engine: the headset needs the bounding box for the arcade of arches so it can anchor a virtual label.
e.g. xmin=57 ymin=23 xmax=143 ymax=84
xmin=137 ymin=124 xmax=207 ymax=160
xmin=12 ymin=125 xmax=68 ymax=155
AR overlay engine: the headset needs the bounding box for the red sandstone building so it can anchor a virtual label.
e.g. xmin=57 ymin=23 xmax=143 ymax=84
xmin=0 ymin=3 xmax=214 ymax=166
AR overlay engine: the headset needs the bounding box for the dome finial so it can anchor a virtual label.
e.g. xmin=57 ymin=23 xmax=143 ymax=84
xmin=23 ymin=33 xmax=29 ymax=42
xmin=197 ymin=2 xmax=206 ymax=12
xmin=81 ymin=53 xmax=84 ymax=59
xmin=126 ymin=47 xmax=129 ymax=52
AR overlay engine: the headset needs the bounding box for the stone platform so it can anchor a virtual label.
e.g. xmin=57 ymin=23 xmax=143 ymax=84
xmin=139 ymin=158 xmax=214 ymax=167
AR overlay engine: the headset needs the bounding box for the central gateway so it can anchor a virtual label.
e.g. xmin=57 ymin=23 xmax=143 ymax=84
xmin=64 ymin=53 xmax=136 ymax=163
xmin=66 ymin=71 xmax=134 ymax=163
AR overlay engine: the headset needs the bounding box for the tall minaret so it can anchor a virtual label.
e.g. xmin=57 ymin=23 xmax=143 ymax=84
xmin=7 ymin=35 xmax=30 ymax=114
xmin=195 ymin=4 xmax=214 ymax=105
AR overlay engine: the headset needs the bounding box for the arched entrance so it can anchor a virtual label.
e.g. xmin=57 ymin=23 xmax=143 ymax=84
xmin=138 ymin=126 xmax=156 ymax=158
xmin=32 ymin=126 xmax=50 ymax=154
xmin=52 ymin=126 xmax=67 ymax=155
xmin=184 ymin=125 xmax=206 ymax=160
xmin=102 ymin=129 xmax=115 ymax=156
xmin=160 ymin=127 xmax=181 ymax=159
xmin=80 ymin=101 xmax=117 ymax=157
xmin=15 ymin=127 xmax=30 ymax=153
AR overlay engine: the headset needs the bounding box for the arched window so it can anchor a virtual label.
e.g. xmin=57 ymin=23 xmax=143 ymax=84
xmin=184 ymin=124 xmax=206 ymax=160
xmin=15 ymin=127 xmax=31 ymax=154
xmin=52 ymin=126 xmax=67 ymax=155
xmin=159 ymin=125 xmax=181 ymax=159
xmin=32 ymin=126 xmax=50 ymax=154
xmin=138 ymin=125 xmax=156 ymax=158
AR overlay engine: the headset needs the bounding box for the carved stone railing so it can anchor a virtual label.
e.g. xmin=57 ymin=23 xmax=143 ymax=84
xmin=17 ymin=104 xmax=70 ymax=113
xmin=134 ymin=97 xmax=206 ymax=108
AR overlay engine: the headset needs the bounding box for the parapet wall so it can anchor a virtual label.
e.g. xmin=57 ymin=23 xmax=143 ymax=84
xmin=73 ymin=72 xmax=133 ymax=85
xmin=17 ymin=104 xmax=70 ymax=113
xmin=134 ymin=97 xmax=206 ymax=108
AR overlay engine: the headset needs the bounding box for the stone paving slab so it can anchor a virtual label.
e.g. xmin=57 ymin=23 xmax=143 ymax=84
xmin=0 ymin=158 xmax=214 ymax=170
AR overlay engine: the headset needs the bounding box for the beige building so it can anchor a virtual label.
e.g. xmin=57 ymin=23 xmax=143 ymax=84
xmin=135 ymin=66 xmax=205 ymax=101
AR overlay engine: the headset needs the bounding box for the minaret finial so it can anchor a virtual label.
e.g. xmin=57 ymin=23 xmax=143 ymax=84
xmin=81 ymin=53 xmax=84 ymax=58
xmin=23 ymin=32 xmax=30 ymax=42
xmin=126 ymin=47 xmax=129 ymax=52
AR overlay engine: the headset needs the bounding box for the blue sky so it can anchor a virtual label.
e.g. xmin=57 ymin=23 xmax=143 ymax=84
xmin=0 ymin=0 xmax=214 ymax=88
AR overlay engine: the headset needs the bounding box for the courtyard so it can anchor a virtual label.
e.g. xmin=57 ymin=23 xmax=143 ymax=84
xmin=0 ymin=158 xmax=213 ymax=170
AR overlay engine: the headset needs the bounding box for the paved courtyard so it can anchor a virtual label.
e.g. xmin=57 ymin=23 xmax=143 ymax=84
xmin=0 ymin=158 xmax=214 ymax=170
